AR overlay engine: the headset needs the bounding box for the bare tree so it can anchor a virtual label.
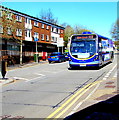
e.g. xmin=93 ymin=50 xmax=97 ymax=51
xmin=110 ymin=19 xmax=119 ymax=48
xmin=111 ymin=19 xmax=119 ymax=41
xmin=64 ymin=25 xmax=74 ymax=47
xmin=73 ymin=24 xmax=94 ymax=34
xmin=64 ymin=24 xmax=95 ymax=47
xmin=38 ymin=8 xmax=58 ymax=24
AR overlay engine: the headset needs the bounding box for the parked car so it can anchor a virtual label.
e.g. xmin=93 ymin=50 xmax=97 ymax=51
xmin=48 ymin=52 xmax=66 ymax=63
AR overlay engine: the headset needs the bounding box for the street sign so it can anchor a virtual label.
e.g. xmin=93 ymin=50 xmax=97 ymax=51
xmin=34 ymin=38 xmax=39 ymax=42
xmin=57 ymin=38 xmax=64 ymax=47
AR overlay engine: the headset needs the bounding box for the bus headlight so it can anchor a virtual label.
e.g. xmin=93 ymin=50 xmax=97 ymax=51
xmin=69 ymin=58 xmax=72 ymax=61
xmin=94 ymin=55 xmax=99 ymax=60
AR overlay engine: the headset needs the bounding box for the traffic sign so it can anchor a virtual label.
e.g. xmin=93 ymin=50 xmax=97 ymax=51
xmin=34 ymin=38 xmax=39 ymax=42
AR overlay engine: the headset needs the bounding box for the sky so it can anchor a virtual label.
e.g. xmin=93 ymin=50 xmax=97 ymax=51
xmin=1 ymin=1 xmax=117 ymax=39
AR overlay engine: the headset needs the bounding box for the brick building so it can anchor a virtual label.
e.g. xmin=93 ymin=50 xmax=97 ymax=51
xmin=0 ymin=6 xmax=65 ymax=65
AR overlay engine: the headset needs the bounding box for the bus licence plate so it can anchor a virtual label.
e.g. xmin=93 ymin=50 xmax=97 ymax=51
xmin=80 ymin=64 xmax=86 ymax=67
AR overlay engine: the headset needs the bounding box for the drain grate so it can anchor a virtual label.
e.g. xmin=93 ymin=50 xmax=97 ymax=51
xmin=106 ymin=82 xmax=114 ymax=84
xmin=105 ymin=85 xmax=116 ymax=88
xmin=95 ymin=94 xmax=114 ymax=100
xmin=0 ymin=115 xmax=24 ymax=119
xmin=113 ymin=90 xmax=119 ymax=94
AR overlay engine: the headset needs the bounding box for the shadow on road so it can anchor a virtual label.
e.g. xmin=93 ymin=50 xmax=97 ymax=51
xmin=68 ymin=62 xmax=112 ymax=71
xmin=64 ymin=94 xmax=119 ymax=120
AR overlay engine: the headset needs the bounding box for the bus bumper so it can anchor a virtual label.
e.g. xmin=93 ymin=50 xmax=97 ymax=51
xmin=69 ymin=61 xmax=100 ymax=67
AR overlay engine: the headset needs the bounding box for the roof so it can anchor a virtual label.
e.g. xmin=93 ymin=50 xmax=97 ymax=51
xmin=1 ymin=6 xmax=65 ymax=29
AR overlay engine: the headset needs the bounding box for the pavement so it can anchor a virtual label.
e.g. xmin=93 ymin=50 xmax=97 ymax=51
xmin=0 ymin=60 xmax=48 ymax=86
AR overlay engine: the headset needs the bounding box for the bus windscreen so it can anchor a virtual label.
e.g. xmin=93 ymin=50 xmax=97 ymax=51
xmin=70 ymin=35 xmax=96 ymax=58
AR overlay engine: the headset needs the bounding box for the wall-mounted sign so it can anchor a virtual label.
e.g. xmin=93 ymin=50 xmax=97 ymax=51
xmin=57 ymin=38 xmax=64 ymax=47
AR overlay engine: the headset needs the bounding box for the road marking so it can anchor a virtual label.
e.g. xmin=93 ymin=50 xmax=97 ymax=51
xmin=103 ymin=64 xmax=117 ymax=80
xmin=41 ymin=70 xmax=58 ymax=73
xmin=69 ymin=82 xmax=101 ymax=116
xmin=13 ymin=77 xmax=28 ymax=81
xmin=54 ymin=81 xmax=101 ymax=119
xmin=49 ymin=62 xmax=67 ymax=66
xmin=46 ymin=80 xmax=101 ymax=119
xmin=34 ymin=73 xmax=45 ymax=76
xmin=113 ymin=72 xmax=117 ymax=78
xmin=25 ymin=74 xmax=45 ymax=82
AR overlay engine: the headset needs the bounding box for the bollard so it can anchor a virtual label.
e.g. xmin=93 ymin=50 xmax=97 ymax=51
xmin=1 ymin=60 xmax=7 ymax=79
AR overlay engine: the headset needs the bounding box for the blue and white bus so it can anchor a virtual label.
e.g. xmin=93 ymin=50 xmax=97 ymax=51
xmin=68 ymin=32 xmax=114 ymax=68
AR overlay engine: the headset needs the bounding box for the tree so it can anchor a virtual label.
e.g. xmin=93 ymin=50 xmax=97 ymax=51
xmin=1 ymin=7 xmax=25 ymax=65
xmin=38 ymin=9 xmax=58 ymax=24
xmin=111 ymin=19 xmax=119 ymax=42
xmin=73 ymin=24 xmax=94 ymax=34
xmin=60 ymin=22 xmax=68 ymax=28
xmin=63 ymin=24 xmax=95 ymax=47
xmin=64 ymin=25 xmax=74 ymax=47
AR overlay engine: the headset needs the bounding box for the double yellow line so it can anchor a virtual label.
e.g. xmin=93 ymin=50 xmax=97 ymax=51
xmin=46 ymin=80 xmax=101 ymax=119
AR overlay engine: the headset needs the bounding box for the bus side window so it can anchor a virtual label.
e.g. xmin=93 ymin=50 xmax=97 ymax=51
xmin=99 ymin=43 xmax=102 ymax=52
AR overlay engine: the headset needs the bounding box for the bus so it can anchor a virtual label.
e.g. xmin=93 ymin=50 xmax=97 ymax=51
xmin=68 ymin=32 xmax=114 ymax=68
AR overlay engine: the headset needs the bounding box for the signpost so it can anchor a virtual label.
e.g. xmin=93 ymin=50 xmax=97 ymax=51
xmin=34 ymin=38 xmax=39 ymax=63
xmin=57 ymin=38 xmax=64 ymax=53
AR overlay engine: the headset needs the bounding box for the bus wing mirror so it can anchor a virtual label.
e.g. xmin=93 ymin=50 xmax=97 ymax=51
xmin=99 ymin=43 xmax=102 ymax=47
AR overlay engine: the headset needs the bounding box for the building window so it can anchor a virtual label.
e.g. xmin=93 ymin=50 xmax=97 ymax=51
xmin=53 ymin=28 xmax=56 ymax=33
xmin=46 ymin=25 xmax=49 ymax=30
xmin=51 ymin=37 xmax=57 ymax=43
xmin=34 ymin=32 xmax=39 ymax=39
xmin=51 ymin=37 xmax=54 ymax=42
xmin=54 ymin=37 xmax=57 ymax=43
xmin=25 ymin=18 xmax=27 ymax=23
xmin=51 ymin=27 xmax=54 ymax=32
xmin=25 ymin=18 xmax=31 ymax=24
xmin=41 ymin=34 xmax=44 ymax=40
xmin=61 ymin=30 xmax=64 ymax=33
xmin=58 ymin=29 xmax=60 ymax=34
xmin=34 ymin=21 xmax=38 ymax=27
xmin=16 ymin=15 xmax=22 ymax=22
xmin=0 ymin=25 xmax=3 ymax=33
xmin=56 ymin=28 xmax=59 ymax=33
xmin=46 ymin=35 xmax=49 ymax=41
xmin=25 ymin=30 xmax=27 ymax=37
xmin=7 ymin=27 xmax=12 ymax=35
xmin=7 ymin=13 xmax=12 ymax=19
xmin=16 ymin=29 xmax=22 ymax=36
xmin=51 ymin=27 xmax=57 ymax=33
xmin=25 ymin=29 xmax=31 ymax=37
xmin=41 ymin=24 xmax=44 ymax=28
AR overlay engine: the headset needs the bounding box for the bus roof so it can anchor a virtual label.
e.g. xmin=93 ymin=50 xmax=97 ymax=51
xmin=82 ymin=31 xmax=110 ymax=39
xmin=71 ymin=33 xmax=110 ymax=40
xmin=98 ymin=34 xmax=109 ymax=39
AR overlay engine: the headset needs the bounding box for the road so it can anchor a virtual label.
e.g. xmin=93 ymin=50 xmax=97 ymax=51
xmin=0 ymin=53 xmax=118 ymax=119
